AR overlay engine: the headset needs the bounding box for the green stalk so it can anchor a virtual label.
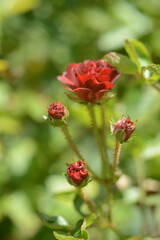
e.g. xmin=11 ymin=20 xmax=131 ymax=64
xmin=105 ymin=137 xmax=121 ymax=223
xmin=87 ymin=104 xmax=108 ymax=178
xmin=61 ymin=124 xmax=85 ymax=161
xmin=105 ymin=184 xmax=113 ymax=223
xmin=60 ymin=124 xmax=101 ymax=181
xmin=76 ymin=187 xmax=96 ymax=213
xmin=100 ymin=103 xmax=110 ymax=172
xmin=112 ymin=137 xmax=122 ymax=181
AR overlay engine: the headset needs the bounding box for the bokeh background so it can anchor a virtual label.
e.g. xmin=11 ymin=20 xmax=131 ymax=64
xmin=0 ymin=0 xmax=160 ymax=239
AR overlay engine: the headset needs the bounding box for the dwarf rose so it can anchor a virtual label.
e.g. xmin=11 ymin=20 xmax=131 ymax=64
xmin=67 ymin=160 xmax=89 ymax=186
xmin=114 ymin=117 xmax=136 ymax=143
xmin=58 ymin=60 xmax=120 ymax=102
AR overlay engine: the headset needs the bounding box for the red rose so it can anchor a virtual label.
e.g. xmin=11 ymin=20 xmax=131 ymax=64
xmin=114 ymin=117 xmax=136 ymax=143
xmin=67 ymin=160 xmax=89 ymax=186
xmin=48 ymin=102 xmax=68 ymax=120
xmin=58 ymin=60 xmax=120 ymax=102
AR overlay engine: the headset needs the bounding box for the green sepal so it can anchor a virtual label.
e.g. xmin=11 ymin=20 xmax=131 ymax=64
xmin=114 ymin=129 xmax=125 ymax=143
xmin=48 ymin=115 xmax=68 ymax=127
xmin=95 ymin=93 xmax=116 ymax=105
xmin=66 ymin=93 xmax=116 ymax=105
xmin=65 ymin=173 xmax=91 ymax=188
xmin=65 ymin=93 xmax=87 ymax=104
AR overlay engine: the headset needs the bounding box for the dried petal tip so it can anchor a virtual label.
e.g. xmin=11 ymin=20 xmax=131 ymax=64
xmin=66 ymin=160 xmax=89 ymax=187
xmin=48 ymin=102 xmax=69 ymax=126
xmin=114 ymin=117 xmax=136 ymax=143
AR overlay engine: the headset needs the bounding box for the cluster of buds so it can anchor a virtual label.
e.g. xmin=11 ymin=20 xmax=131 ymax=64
xmin=66 ymin=160 xmax=89 ymax=187
xmin=113 ymin=117 xmax=136 ymax=143
xmin=48 ymin=102 xmax=69 ymax=127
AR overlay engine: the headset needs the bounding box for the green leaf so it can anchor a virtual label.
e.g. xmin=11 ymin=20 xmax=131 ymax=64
xmin=54 ymin=190 xmax=75 ymax=200
xmin=73 ymin=194 xmax=87 ymax=217
xmin=80 ymin=230 xmax=88 ymax=240
xmin=103 ymin=52 xmax=138 ymax=74
xmin=71 ymin=219 xmax=84 ymax=237
xmin=71 ymin=219 xmax=88 ymax=240
xmin=142 ymin=64 xmax=160 ymax=84
xmin=53 ymin=232 xmax=84 ymax=240
xmin=0 ymin=0 xmax=39 ymax=19
xmin=124 ymin=39 xmax=152 ymax=72
xmin=71 ymin=216 xmax=95 ymax=239
xmin=39 ymin=212 xmax=71 ymax=231
xmin=85 ymin=213 xmax=97 ymax=228
xmin=0 ymin=59 xmax=9 ymax=72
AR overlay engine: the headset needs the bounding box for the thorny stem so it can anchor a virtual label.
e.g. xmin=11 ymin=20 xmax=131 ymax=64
xmin=76 ymin=187 xmax=96 ymax=214
xmin=87 ymin=104 xmax=108 ymax=178
xmin=100 ymin=103 xmax=109 ymax=171
xmin=61 ymin=124 xmax=85 ymax=161
xmin=87 ymin=103 xmax=115 ymax=223
xmin=105 ymin=137 xmax=122 ymax=224
xmin=112 ymin=137 xmax=122 ymax=181
xmin=100 ymin=103 xmax=114 ymax=222
xmin=60 ymin=124 xmax=101 ymax=182
xmin=105 ymin=184 xmax=113 ymax=223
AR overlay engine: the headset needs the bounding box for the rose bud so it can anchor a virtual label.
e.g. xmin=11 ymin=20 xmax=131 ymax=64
xmin=48 ymin=102 xmax=69 ymax=127
xmin=66 ymin=160 xmax=89 ymax=187
xmin=58 ymin=60 xmax=120 ymax=103
xmin=114 ymin=117 xmax=136 ymax=143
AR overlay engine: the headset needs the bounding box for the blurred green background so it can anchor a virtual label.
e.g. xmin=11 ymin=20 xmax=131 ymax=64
xmin=0 ymin=0 xmax=160 ymax=239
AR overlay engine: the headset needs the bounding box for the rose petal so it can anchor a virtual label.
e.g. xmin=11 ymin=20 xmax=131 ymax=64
xmin=57 ymin=73 xmax=75 ymax=87
xmin=103 ymin=81 xmax=114 ymax=88
xmin=100 ymin=68 xmax=112 ymax=75
xmin=97 ymin=75 xmax=110 ymax=82
xmin=95 ymin=89 xmax=111 ymax=101
xmin=110 ymin=71 xmax=121 ymax=83
xmin=73 ymin=88 xmax=91 ymax=101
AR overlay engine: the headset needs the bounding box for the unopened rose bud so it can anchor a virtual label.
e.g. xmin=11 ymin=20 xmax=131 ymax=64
xmin=66 ymin=160 xmax=89 ymax=187
xmin=48 ymin=102 xmax=69 ymax=127
xmin=114 ymin=117 xmax=136 ymax=143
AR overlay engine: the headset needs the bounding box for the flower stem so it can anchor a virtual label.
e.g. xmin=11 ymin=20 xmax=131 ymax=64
xmin=100 ymin=103 xmax=110 ymax=171
xmin=77 ymin=187 xmax=96 ymax=213
xmin=105 ymin=184 xmax=113 ymax=223
xmin=61 ymin=124 xmax=85 ymax=161
xmin=87 ymin=104 xmax=108 ymax=178
xmin=112 ymin=137 xmax=122 ymax=181
xmin=105 ymin=138 xmax=122 ymax=224
xmin=60 ymin=124 xmax=101 ymax=181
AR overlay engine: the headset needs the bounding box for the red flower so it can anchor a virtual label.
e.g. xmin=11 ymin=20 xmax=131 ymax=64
xmin=67 ymin=160 xmax=89 ymax=186
xmin=48 ymin=102 xmax=68 ymax=120
xmin=114 ymin=117 xmax=136 ymax=143
xmin=58 ymin=60 xmax=120 ymax=102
